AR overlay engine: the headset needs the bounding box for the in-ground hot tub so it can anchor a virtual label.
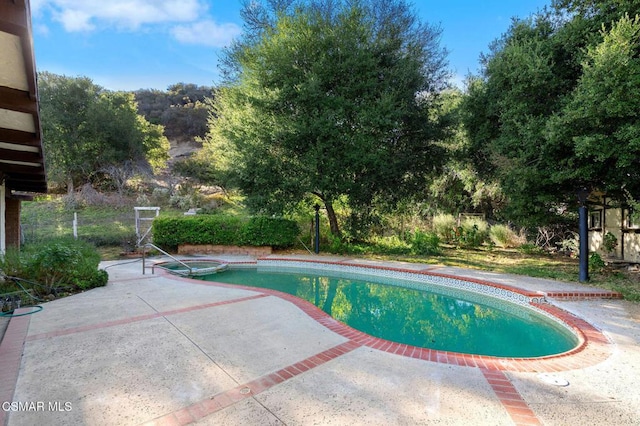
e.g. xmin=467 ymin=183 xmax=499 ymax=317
xmin=155 ymin=260 xmax=228 ymax=277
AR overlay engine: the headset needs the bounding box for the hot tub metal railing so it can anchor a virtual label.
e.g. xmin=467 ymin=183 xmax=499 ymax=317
xmin=141 ymin=243 xmax=192 ymax=275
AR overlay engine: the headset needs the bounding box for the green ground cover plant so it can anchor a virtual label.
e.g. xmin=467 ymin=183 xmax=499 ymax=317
xmin=0 ymin=238 xmax=108 ymax=311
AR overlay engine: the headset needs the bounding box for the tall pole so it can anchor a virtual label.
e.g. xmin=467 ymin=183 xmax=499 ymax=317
xmin=314 ymin=204 xmax=320 ymax=254
xmin=577 ymin=188 xmax=590 ymax=282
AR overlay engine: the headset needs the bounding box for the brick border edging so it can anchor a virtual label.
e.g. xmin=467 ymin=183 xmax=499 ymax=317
xmin=0 ymin=310 xmax=31 ymax=426
xmin=160 ymin=258 xmax=614 ymax=373
xmin=144 ymin=341 xmax=363 ymax=426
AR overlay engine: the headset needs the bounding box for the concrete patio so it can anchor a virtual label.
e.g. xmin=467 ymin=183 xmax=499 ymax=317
xmin=1 ymin=255 xmax=639 ymax=425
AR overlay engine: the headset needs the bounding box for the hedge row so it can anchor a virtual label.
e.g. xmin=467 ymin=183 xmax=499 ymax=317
xmin=152 ymin=215 xmax=300 ymax=250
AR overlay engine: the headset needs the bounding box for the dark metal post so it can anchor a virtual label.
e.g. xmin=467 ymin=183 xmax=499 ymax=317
xmin=577 ymin=188 xmax=590 ymax=282
xmin=314 ymin=204 xmax=320 ymax=254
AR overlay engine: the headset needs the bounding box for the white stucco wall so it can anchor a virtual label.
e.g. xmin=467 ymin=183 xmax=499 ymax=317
xmin=623 ymin=233 xmax=640 ymax=263
xmin=590 ymin=203 xmax=640 ymax=262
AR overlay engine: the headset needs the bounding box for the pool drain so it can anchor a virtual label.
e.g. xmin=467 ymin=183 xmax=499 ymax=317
xmin=538 ymin=373 xmax=569 ymax=387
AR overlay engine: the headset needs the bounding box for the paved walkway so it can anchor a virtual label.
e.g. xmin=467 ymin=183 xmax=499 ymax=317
xmin=1 ymin=255 xmax=639 ymax=425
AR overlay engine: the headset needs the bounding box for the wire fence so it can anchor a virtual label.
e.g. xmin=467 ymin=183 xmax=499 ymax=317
xmin=21 ymin=211 xmax=139 ymax=250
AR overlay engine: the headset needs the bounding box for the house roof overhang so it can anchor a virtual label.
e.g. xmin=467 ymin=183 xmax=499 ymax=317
xmin=0 ymin=0 xmax=47 ymax=194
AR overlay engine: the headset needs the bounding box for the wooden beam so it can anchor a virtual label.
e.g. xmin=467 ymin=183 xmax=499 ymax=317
xmin=6 ymin=172 xmax=47 ymax=192
xmin=0 ymin=2 xmax=28 ymax=33
xmin=6 ymin=180 xmax=47 ymax=193
xmin=0 ymin=87 xmax=38 ymax=115
xmin=0 ymin=128 xmax=40 ymax=147
xmin=0 ymin=147 xmax=41 ymax=162
xmin=0 ymin=162 xmax=45 ymax=175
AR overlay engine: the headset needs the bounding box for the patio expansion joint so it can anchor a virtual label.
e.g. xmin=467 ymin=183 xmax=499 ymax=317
xmin=135 ymin=294 xmax=248 ymax=390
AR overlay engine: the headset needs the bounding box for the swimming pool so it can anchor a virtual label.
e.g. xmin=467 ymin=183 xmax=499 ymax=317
xmin=180 ymin=261 xmax=579 ymax=358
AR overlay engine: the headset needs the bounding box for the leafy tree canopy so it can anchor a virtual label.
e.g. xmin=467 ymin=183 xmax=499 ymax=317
xmin=203 ymin=0 xmax=450 ymax=236
xmin=134 ymin=83 xmax=213 ymax=142
xmin=462 ymin=1 xmax=640 ymax=225
xmin=547 ymin=14 xmax=640 ymax=194
xmin=38 ymin=72 xmax=170 ymax=193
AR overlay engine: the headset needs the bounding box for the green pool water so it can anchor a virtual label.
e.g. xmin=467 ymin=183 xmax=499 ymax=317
xmin=197 ymin=267 xmax=578 ymax=358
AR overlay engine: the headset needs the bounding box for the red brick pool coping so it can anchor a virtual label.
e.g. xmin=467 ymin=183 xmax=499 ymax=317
xmin=1 ymin=258 xmax=619 ymax=426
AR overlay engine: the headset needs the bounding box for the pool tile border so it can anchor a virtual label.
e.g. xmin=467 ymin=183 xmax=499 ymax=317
xmin=260 ymin=257 xmax=547 ymax=303
xmin=261 ymin=257 xmax=623 ymax=302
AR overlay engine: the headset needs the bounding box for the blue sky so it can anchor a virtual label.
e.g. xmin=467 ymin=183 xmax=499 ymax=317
xmin=31 ymin=0 xmax=551 ymax=91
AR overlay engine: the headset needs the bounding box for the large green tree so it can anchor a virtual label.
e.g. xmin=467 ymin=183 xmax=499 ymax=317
xmin=462 ymin=1 xmax=640 ymax=225
xmin=203 ymin=0 xmax=449 ymax=236
xmin=547 ymin=14 xmax=640 ymax=194
xmin=424 ymin=89 xmax=505 ymax=218
xmin=38 ymin=72 xmax=170 ymax=193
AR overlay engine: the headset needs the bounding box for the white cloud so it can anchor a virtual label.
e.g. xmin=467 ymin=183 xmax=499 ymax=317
xmin=33 ymin=0 xmax=206 ymax=32
xmin=30 ymin=0 xmax=47 ymax=15
xmin=171 ymin=20 xmax=242 ymax=48
xmin=57 ymin=8 xmax=95 ymax=31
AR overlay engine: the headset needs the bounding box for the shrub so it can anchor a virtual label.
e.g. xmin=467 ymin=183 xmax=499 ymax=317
xmin=558 ymin=232 xmax=579 ymax=257
xmin=589 ymin=252 xmax=606 ymax=272
xmin=456 ymin=217 xmax=488 ymax=248
xmin=325 ymin=231 xmax=440 ymax=257
xmin=152 ymin=215 xmax=300 ymax=250
xmin=26 ymin=238 xmax=108 ymax=293
xmin=240 ymin=216 xmax=301 ymax=248
xmin=489 ymin=224 xmax=523 ymax=248
xmin=0 ymin=247 xmax=29 ymax=278
xmin=326 ymin=235 xmax=370 ymax=255
xmin=371 ymin=235 xmax=412 ymax=255
xmin=410 ymin=230 xmax=441 ymax=255
xmin=517 ymin=243 xmax=544 ymax=255
xmin=169 ymin=182 xmax=205 ymax=210
xmin=432 ymin=214 xmax=457 ymax=243
xmin=1 ymin=238 xmax=108 ymax=296
xmin=603 ymin=232 xmax=618 ymax=253
xmin=152 ymin=215 xmax=241 ymax=249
